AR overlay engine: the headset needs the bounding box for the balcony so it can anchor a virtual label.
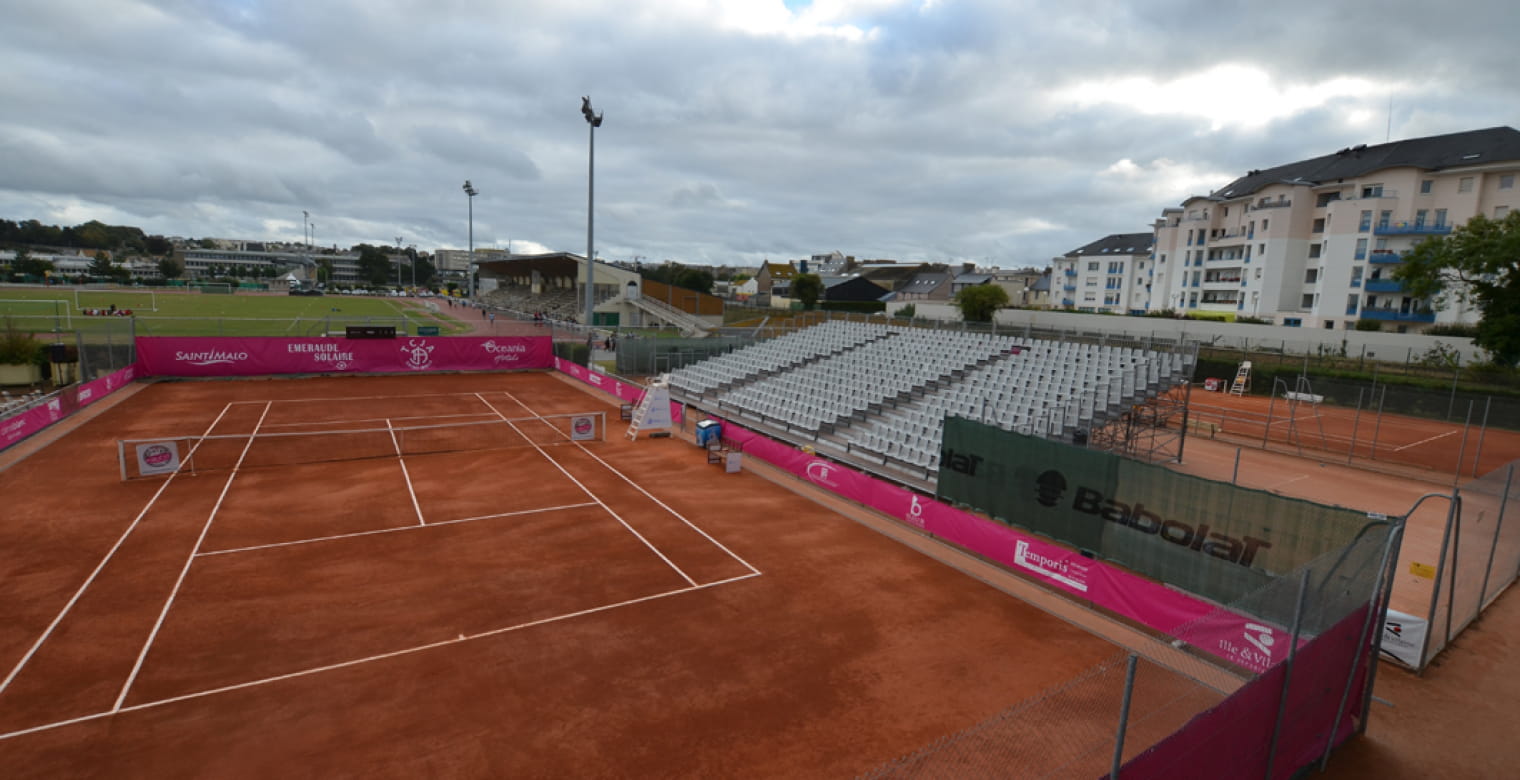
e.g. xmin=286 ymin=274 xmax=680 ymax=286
xmin=1064 ymin=269 xmax=1077 ymax=277
xmin=1375 ymin=222 xmax=1452 ymax=236
xmin=1062 ymin=284 xmax=1077 ymax=291
xmin=1365 ymin=279 xmax=1404 ymax=293
xmin=1368 ymin=250 xmax=1405 ymax=264
xmin=1250 ymin=200 xmax=1293 ymax=211
xmin=1061 ymin=298 xmax=1075 ymax=306
xmin=1361 ymin=307 xmax=1435 ymax=323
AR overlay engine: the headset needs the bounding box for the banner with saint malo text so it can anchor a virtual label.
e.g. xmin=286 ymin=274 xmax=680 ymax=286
xmin=135 ymin=336 xmax=553 ymax=377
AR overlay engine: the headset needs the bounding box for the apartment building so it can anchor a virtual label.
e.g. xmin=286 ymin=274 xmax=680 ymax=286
xmin=1151 ymin=126 xmax=1520 ymax=330
xmin=1049 ymin=233 xmax=1157 ymax=314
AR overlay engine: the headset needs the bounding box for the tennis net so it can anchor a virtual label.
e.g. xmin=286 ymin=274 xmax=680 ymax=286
xmin=117 ymin=411 xmax=605 ymax=480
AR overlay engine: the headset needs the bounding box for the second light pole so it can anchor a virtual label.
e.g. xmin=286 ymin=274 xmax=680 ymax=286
xmin=581 ymin=96 xmax=603 ymax=326
xmin=463 ymin=180 xmax=478 ymax=297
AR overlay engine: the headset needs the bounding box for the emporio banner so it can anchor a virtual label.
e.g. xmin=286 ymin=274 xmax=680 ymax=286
xmin=711 ymin=420 xmax=1304 ymax=675
xmin=135 ymin=336 xmax=553 ymax=377
xmin=0 ymin=365 xmax=138 ymax=452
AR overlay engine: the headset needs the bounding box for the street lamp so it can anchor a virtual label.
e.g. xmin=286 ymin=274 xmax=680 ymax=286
xmin=463 ymin=180 xmax=478 ymax=297
xmin=581 ymin=96 xmax=603 ymax=326
xmin=395 ymin=235 xmax=404 ymax=288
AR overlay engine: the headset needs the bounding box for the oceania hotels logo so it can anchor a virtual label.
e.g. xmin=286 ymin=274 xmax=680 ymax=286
xmin=804 ymin=460 xmax=841 ymax=488
xmin=480 ymin=340 xmax=527 ymax=355
xmin=175 ymin=349 xmax=249 ymax=366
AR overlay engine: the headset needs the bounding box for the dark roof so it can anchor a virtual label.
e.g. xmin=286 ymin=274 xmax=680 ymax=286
xmin=900 ymin=271 xmax=950 ymax=292
xmin=1208 ymin=126 xmax=1520 ymax=201
xmin=954 ymin=272 xmax=994 ymax=284
xmin=1064 ymin=232 xmax=1153 ymax=257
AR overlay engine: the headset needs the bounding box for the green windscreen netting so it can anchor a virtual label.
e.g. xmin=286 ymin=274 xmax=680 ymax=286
xmin=937 ymin=416 xmax=1379 ymax=604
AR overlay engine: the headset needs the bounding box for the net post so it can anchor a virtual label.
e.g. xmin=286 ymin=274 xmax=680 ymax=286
xmin=118 ymin=440 xmax=127 ymax=481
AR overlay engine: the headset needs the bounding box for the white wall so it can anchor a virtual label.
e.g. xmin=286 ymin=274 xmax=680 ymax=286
xmin=885 ymin=301 xmax=1486 ymax=363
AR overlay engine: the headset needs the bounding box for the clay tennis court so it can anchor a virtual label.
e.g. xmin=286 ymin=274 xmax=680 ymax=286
xmin=0 ymin=371 xmax=1225 ymax=777
xmin=1184 ymin=390 xmax=1520 ymax=477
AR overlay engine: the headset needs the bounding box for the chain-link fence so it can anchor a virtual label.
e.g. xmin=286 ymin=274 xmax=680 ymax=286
xmin=861 ymin=520 xmax=1399 ymax=779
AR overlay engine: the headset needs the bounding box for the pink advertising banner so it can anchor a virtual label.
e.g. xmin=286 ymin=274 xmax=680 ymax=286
xmin=712 ymin=419 xmax=1300 ymax=674
xmin=0 ymin=365 xmax=138 ymax=452
xmin=136 ymin=336 xmax=553 ymax=377
xmin=553 ymin=358 xmax=684 ymax=423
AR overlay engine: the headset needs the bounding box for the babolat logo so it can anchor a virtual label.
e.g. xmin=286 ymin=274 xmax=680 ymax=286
xmin=940 ymin=448 xmax=982 ymax=475
xmin=1066 ymin=484 xmax=1270 ymax=567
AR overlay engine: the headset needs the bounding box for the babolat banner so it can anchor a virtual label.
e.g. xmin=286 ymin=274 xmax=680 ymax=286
xmin=936 ymin=416 xmax=1375 ymax=604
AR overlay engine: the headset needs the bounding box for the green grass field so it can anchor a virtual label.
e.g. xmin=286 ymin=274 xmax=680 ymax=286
xmin=0 ymin=286 xmax=471 ymax=336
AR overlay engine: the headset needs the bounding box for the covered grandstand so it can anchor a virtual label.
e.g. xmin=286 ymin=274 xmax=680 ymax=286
xmin=668 ymin=320 xmax=1197 ymax=484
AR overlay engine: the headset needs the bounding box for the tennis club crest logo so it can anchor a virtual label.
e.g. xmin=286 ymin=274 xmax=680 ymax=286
xmin=401 ymin=339 xmax=435 ymax=370
xmin=804 ymin=460 xmax=840 ymax=488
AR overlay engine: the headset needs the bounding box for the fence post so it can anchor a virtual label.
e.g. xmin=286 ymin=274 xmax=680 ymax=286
xmin=1357 ymin=517 xmax=1407 ymax=737
xmin=1369 ymin=386 xmax=1387 ymax=461
xmin=1265 ymin=568 xmax=1312 ymax=780
xmin=1471 ymin=397 xmax=1492 ymax=478
xmin=1417 ymin=493 xmax=1461 ymax=673
xmin=1346 ymin=387 xmax=1365 ymax=465
xmin=1110 ymin=654 xmax=1139 ymax=779
xmin=1445 ymin=488 xmax=1464 ymax=653
xmin=1477 ymin=465 xmax=1515 ymax=612
xmin=1453 ymin=400 xmax=1474 ymax=486
xmin=1321 ymin=519 xmax=1401 ymax=770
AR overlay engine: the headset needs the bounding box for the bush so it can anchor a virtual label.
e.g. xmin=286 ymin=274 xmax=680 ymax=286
xmin=1354 ymin=319 xmax=1382 ymax=331
xmin=1427 ymin=323 xmax=1479 ymax=338
xmin=819 ymin=300 xmax=886 ymax=314
xmin=1236 ymin=315 xmax=1270 ymax=324
xmin=0 ymin=320 xmax=45 ymax=366
xmin=894 ymin=304 xmax=916 ymax=319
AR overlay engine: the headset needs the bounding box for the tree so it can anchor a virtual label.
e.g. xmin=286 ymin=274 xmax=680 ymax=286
xmin=953 ymin=283 xmax=1009 ymax=323
xmin=88 ymin=251 xmax=114 ymax=278
xmin=157 ymin=257 xmax=182 ymax=280
xmin=356 ymin=244 xmax=393 ymax=286
xmin=792 ymin=273 xmax=824 ymax=309
xmin=410 ymin=254 xmax=437 ymax=287
xmin=14 ymin=250 xmax=55 ymax=279
xmin=145 ymin=235 xmax=174 ymax=256
xmin=1395 ymin=211 xmax=1520 ymax=366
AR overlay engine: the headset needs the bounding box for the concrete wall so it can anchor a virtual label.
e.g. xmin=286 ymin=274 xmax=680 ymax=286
xmin=885 ymin=301 xmax=1486 ymax=363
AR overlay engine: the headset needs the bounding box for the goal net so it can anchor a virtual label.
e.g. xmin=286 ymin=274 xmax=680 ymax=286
xmin=117 ymin=412 xmax=606 ymax=480
xmin=74 ymin=289 xmax=157 ymax=312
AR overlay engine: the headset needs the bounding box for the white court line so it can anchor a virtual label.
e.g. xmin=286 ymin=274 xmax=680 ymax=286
xmin=473 ymin=393 xmax=697 ymax=588
xmin=194 ymin=502 xmax=600 ymax=557
xmin=1394 ymin=429 xmax=1459 ymax=452
xmin=0 ymin=571 xmax=761 ymax=743
xmin=0 ymin=403 xmax=236 ymax=700
xmin=229 ymin=391 xmax=520 ymax=405
xmin=387 ymin=419 xmax=426 ymax=526
xmin=501 ymin=390 xmax=761 ymax=576
xmin=112 ymin=401 xmax=274 ymax=712
xmin=259 ymin=411 xmax=498 ymax=430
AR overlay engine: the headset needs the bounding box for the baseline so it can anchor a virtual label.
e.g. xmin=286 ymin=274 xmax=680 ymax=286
xmin=0 ymin=403 xmax=235 ymax=699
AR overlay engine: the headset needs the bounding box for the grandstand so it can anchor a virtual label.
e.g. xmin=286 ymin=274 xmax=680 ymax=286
xmin=669 ymin=320 xmax=1196 ymax=481
xmin=480 ymin=283 xmax=583 ymax=321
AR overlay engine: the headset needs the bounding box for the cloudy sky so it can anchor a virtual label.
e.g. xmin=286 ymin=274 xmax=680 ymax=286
xmin=3 ymin=0 xmax=1517 ymax=268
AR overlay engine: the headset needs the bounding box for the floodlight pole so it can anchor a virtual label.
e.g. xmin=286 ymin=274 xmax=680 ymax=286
xmin=582 ymin=96 xmax=603 ymax=327
xmin=463 ymin=180 xmax=478 ymax=297
xmin=395 ymin=235 xmax=403 ymax=288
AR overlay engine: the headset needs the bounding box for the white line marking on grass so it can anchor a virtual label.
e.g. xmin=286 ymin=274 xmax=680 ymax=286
xmin=473 ymin=392 xmax=698 ymax=587
xmin=112 ymin=401 xmax=273 ymax=712
xmin=1394 ymin=429 xmax=1458 ymax=452
xmin=0 ymin=571 xmax=761 ymax=743
xmin=194 ymin=502 xmax=600 ymax=557
xmin=0 ymin=403 xmax=236 ymax=699
xmin=501 ymin=390 xmax=762 ymax=576
xmin=388 ymin=419 xmax=426 ymax=526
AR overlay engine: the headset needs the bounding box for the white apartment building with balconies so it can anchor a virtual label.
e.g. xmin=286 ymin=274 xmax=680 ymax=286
xmin=1049 ymin=232 xmax=1157 ymax=314
xmin=1151 ymin=126 xmax=1520 ymax=331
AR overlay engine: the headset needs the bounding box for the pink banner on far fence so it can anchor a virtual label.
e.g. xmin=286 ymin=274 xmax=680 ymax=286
xmin=136 ymin=336 xmax=553 ymax=377
xmin=553 ymin=358 xmax=684 ymax=423
xmin=0 ymin=365 xmax=138 ymax=452
xmin=713 ymin=419 xmax=1300 ymax=674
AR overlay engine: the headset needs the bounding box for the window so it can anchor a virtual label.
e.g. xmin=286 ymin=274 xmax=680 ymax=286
xmin=1312 ymin=218 xmax=1326 ymax=233
xmin=1502 ymin=175 xmax=1515 ymax=190
xmin=1379 ymin=210 xmax=1392 ymax=229
xmin=1309 ymin=244 xmax=1322 ymax=259
xmin=1359 ymin=210 xmax=1372 ymax=232
xmin=1348 ymin=294 xmax=1360 ymax=314
xmin=1435 ymin=208 xmax=1449 ymax=227
xmin=1498 ymin=206 xmax=1511 ymax=219
xmin=1083 ymin=292 xmax=1096 ymax=302
xmin=1192 ymin=271 xmax=1201 ymax=286
xmin=1283 ymin=317 xmax=1302 ymax=327
xmin=1420 ymin=179 xmax=1433 ymax=194
xmin=1186 ymin=229 xmax=1193 ymax=245
xmin=1351 ymin=267 xmax=1364 ymax=286
xmin=1301 ymin=294 xmax=1315 ymax=309
xmin=1459 ymin=177 xmax=1474 ymax=193
xmin=1355 ymin=238 xmax=1368 ymax=260
xmin=1262 ymin=219 xmax=1269 ymax=230
xmin=1159 ymin=254 xmax=1167 ymax=264
xmin=1087 ymin=261 xmax=1099 ymax=271
xmin=1255 ymin=268 xmax=1263 ymax=279
xmin=1108 ymin=261 xmax=1123 ymax=273
xmin=1324 ymin=321 xmax=1336 ymax=329
xmin=1361 ymin=184 xmax=1383 ymax=198
xmin=1258 ymin=243 xmax=1266 ymax=256
xmin=1316 ymin=192 xmax=1341 ymax=207
xmin=1305 ymin=269 xmax=1319 ymax=284
xmin=1415 ymin=209 xmax=1428 ymax=227
xmin=1085 ymin=278 xmax=1098 ymax=287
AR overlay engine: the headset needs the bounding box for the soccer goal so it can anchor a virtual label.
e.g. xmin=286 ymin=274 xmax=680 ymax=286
xmin=0 ymin=299 xmax=72 ymax=329
xmin=74 ymin=288 xmax=157 ymax=312
xmin=194 ymin=282 xmax=234 ymax=295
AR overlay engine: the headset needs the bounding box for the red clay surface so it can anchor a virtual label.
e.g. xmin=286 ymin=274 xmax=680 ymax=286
xmin=0 ymin=372 xmax=1219 ymax=778
xmin=1185 ymin=389 xmax=1520 ymax=478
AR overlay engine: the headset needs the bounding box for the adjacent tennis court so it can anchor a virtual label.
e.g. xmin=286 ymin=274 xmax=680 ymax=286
xmin=0 ymin=371 xmax=1224 ymax=777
